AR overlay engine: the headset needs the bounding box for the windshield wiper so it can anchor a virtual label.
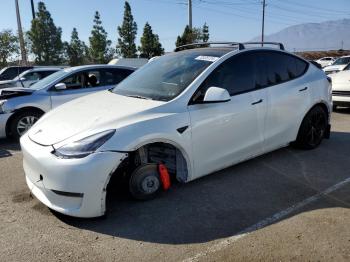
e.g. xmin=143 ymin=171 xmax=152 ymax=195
xmin=126 ymin=95 xmax=153 ymax=100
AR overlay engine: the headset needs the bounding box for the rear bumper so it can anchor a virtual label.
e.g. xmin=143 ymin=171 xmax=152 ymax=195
xmin=0 ymin=113 xmax=12 ymax=138
xmin=20 ymin=133 xmax=126 ymax=218
xmin=333 ymin=97 xmax=350 ymax=107
xmin=332 ymin=94 xmax=350 ymax=106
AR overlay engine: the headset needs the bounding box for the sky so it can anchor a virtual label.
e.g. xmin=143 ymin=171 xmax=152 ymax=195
xmin=1 ymin=0 xmax=350 ymax=52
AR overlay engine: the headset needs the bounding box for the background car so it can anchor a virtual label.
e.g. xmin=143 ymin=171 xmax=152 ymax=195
xmin=315 ymin=56 xmax=335 ymax=68
xmin=0 ymin=67 xmax=62 ymax=89
xmin=323 ymin=55 xmax=350 ymax=75
xmin=330 ymin=63 xmax=350 ymax=110
xmin=20 ymin=42 xmax=331 ymax=218
xmin=0 ymin=65 xmax=135 ymax=139
xmin=0 ymin=66 xmax=33 ymax=81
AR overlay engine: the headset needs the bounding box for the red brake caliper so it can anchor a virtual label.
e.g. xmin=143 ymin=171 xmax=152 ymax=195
xmin=158 ymin=164 xmax=171 ymax=191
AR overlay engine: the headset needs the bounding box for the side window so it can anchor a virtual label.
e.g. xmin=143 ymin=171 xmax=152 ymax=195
xmin=24 ymin=72 xmax=41 ymax=81
xmin=59 ymin=72 xmax=85 ymax=90
xmin=193 ymin=53 xmax=257 ymax=102
xmin=261 ymin=51 xmax=308 ymax=86
xmin=294 ymin=58 xmax=308 ymax=77
xmin=84 ymin=70 xmax=101 ymax=88
xmin=100 ymin=69 xmax=133 ymax=86
xmin=5 ymin=68 xmax=19 ymax=79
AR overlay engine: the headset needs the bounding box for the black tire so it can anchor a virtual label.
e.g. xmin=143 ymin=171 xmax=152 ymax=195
xmin=333 ymin=105 xmax=337 ymax=111
xmin=9 ymin=110 xmax=43 ymax=140
xmin=129 ymin=164 xmax=161 ymax=200
xmin=294 ymin=106 xmax=327 ymax=150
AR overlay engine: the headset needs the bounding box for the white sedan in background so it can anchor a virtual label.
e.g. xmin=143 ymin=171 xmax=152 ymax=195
xmin=330 ymin=63 xmax=350 ymax=110
xmin=323 ymin=55 xmax=350 ymax=75
xmin=20 ymin=42 xmax=332 ymax=218
xmin=315 ymin=57 xmax=335 ymax=68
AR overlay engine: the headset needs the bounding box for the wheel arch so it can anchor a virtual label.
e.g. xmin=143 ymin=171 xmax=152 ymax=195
xmin=294 ymin=101 xmax=330 ymax=143
xmin=5 ymin=106 xmax=45 ymax=137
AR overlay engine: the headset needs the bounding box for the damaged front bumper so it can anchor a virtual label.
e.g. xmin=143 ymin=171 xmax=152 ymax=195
xmin=20 ymin=133 xmax=127 ymax=218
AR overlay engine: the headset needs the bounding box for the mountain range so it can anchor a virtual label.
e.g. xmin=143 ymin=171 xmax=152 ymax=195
xmin=251 ymin=19 xmax=350 ymax=51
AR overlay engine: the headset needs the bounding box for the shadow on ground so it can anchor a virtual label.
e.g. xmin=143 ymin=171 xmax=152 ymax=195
xmin=0 ymin=138 xmax=20 ymax=158
xmin=43 ymin=131 xmax=350 ymax=244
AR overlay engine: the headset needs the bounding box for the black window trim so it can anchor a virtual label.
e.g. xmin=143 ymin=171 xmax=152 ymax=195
xmin=189 ymin=49 xmax=309 ymax=105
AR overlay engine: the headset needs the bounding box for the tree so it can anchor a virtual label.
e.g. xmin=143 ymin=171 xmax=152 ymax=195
xmin=89 ymin=11 xmax=114 ymax=64
xmin=138 ymin=22 xmax=164 ymax=59
xmin=65 ymin=28 xmax=88 ymax=66
xmin=0 ymin=30 xmax=18 ymax=67
xmin=202 ymin=23 xmax=209 ymax=43
xmin=175 ymin=23 xmax=210 ymax=48
xmin=27 ymin=2 xmax=64 ymax=65
xmin=116 ymin=1 xmax=138 ymax=58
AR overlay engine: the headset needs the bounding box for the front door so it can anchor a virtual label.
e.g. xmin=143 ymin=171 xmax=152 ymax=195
xmin=188 ymin=52 xmax=267 ymax=179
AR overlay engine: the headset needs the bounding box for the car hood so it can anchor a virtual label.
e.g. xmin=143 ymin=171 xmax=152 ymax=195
xmin=0 ymin=87 xmax=34 ymax=99
xmin=324 ymin=64 xmax=347 ymax=71
xmin=28 ymin=91 xmax=166 ymax=146
xmin=0 ymin=79 xmax=17 ymax=88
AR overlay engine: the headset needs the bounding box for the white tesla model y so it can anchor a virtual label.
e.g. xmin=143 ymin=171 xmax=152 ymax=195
xmin=20 ymin=42 xmax=332 ymax=217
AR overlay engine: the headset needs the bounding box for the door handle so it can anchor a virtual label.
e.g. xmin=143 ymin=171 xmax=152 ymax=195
xmin=251 ymin=99 xmax=263 ymax=105
xmin=299 ymin=87 xmax=308 ymax=92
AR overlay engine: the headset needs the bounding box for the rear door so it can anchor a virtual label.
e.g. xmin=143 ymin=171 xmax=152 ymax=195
xmin=260 ymin=51 xmax=310 ymax=151
xmin=188 ymin=52 xmax=268 ymax=179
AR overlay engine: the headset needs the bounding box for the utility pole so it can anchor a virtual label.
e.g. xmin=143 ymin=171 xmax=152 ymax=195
xmin=188 ymin=0 xmax=192 ymax=30
xmin=261 ymin=0 xmax=266 ymax=46
xmin=31 ymin=0 xmax=35 ymax=20
xmin=15 ymin=0 xmax=27 ymax=65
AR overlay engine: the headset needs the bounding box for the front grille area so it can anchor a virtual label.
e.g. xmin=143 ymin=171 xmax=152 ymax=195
xmin=332 ymin=90 xmax=350 ymax=96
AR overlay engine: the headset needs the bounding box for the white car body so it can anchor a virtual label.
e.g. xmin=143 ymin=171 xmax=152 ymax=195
xmin=20 ymin=44 xmax=332 ymax=218
xmin=0 ymin=65 xmax=135 ymax=138
xmin=0 ymin=67 xmax=62 ymax=89
xmin=330 ymin=65 xmax=350 ymax=107
xmin=315 ymin=57 xmax=335 ymax=68
xmin=323 ymin=55 xmax=350 ymax=75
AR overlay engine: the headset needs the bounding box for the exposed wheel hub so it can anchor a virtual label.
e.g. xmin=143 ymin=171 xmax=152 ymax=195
xmin=141 ymin=176 xmax=159 ymax=194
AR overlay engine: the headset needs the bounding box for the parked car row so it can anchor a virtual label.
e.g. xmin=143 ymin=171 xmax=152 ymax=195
xmin=0 ymin=67 xmax=62 ymax=89
xmin=13 ymin=42 xmax=332 ymax=218
xmin=329 ymin=63 xmax=350 ymax=110
xmin=0 ymin=65 xmax=135 ymax=139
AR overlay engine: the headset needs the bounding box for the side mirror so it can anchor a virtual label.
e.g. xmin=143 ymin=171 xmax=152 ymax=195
xmin=20 ymin=77 xmax=26 ymax=81
xmin=54 ymin=83 xmax=66 ymax=90
xmin=203 ymin=86 xmax=231 ymax=103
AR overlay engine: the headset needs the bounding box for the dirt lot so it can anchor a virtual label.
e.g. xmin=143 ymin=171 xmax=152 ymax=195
xmin=0 ymin=109 xmax=349 ymax=262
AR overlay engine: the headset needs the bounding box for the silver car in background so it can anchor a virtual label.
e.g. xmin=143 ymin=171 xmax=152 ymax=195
xmin=0 ymin=65 xmax=135 ymax=139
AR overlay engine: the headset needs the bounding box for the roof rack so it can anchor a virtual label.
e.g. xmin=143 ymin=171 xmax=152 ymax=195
xmin=174 ymin=42 xmax=245 ymax=52
xmin=242 ymin=42 xmax=285 ymax=50
xmin=174 ymin=41 xmax=285 ymax=52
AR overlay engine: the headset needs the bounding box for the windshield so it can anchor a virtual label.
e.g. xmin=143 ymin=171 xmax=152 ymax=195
xmin=112 ymin=49 xmax=226 ymax=101
xmin=28 ymin=69 xmax=67 ymax=90
xmin=332 ymin=57 xmax=350 ymax=65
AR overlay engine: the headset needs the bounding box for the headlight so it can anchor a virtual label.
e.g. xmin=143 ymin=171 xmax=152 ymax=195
xmin=0 ymin=100 xmax=7 ymax=114
xmin=53 ymin=130 xmax=116 ymax=159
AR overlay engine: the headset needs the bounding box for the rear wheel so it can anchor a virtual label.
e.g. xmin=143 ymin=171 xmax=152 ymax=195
xmin=9 ymin=110 xmax=43 ymax=140
xmin=129 ymin=164 xmax=161 ymax=200
xmin=294 ymin=106 xmax=327 ymax=150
